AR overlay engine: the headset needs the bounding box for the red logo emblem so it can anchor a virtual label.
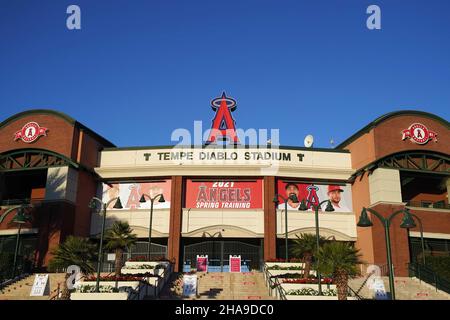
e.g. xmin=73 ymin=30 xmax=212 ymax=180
xmin=401 ymin=123 xmax=437 ymax=145
xmin=14 ymin=122 xmax=48 ymax=143
xmin=206 ymin=92 xmax=240 ymax=144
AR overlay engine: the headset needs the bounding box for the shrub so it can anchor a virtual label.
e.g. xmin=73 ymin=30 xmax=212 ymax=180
xmin=424 ymin=256 xmax=450 ymax=282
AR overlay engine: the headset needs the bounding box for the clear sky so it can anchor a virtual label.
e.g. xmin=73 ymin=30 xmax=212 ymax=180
xmin=1 ymin=0 xmax=449 ymax=148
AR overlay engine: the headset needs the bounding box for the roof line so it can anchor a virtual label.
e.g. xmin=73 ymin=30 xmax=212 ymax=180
xmin=0 ymin=109 xmax=115 ymax=147
xmin=101 ymin=144 xmax=350 ymax=153
xmin=335 ymin=110 xmax=449 ymax=149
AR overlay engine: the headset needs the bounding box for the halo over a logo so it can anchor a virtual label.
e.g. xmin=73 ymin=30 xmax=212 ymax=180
xmin=14 ymin=122 xmax=48 ymax=143
xmin=401 ymin=123 xmax=437 ymax=145
xmin=206 ymin=92 xmax=239 ymax=144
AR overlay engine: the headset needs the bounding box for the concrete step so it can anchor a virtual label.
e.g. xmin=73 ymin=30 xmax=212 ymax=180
xmin=348 ymin=276 xmax=450 ymax=300
xmin=0 ymin=273 xmax=67 ymax=300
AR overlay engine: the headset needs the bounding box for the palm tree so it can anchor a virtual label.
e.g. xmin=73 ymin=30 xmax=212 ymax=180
xmin=48 ymin=236 xmax=98 ymax=300
xmin=316 ymin=241 xmax=363 ymax=300
xmin=104 ymin=221 xmax=137 ymax=277
xmin=290 ymin=233 xmax=326 ymax=279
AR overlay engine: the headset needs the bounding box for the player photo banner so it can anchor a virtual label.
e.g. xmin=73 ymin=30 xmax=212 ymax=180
xmin=185 ymin=180 xmax=263 ymax=209
xmin=276 ymin=180 xmax=353 ymax=213
xmin=102 ymin=180 xmax=171 ymax=209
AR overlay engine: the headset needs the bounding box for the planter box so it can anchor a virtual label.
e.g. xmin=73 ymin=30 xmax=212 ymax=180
xmin=266 ymin=270 xmax=316 ymax=277
xmin=75 ymin=281 xmax=151 ymax=300
xmin=124 ymin=261 xmax=170 ymax=268
xmin=281 ymin=283 xmax=337 ymax=292
xmin=265 ymin=262 xmax=305 ymax=268
xmin=70 ymin=292 xmax=129 ymax=300
xmin=285 ymin=295 xmax=357 ymax=300
xmin=121 ymin=268 xmax=165 ymax=276
xmin=77 ymin=281 xmax=141 ymax=289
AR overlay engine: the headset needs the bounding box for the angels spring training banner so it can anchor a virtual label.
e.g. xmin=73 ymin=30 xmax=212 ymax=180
xmin=276 ymin=180 xmax=353 ymax=212
xmin=185 ymin=180 xmax=263 ymax=209
xmin=103 ymin=180 xmax=171 ymax=209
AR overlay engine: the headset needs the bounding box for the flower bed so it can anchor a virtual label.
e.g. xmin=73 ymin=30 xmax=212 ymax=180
xmin=127 ymin=255 xmax=170 ymax=262
xmin=85 ymin=275 xmax=159 ymax=282
xmin=281 ymin=277 xmax=333 ymax=284
xmin=267 ymin=265 xmax=304 ymax=270
xmin=76 ymin=285 xmax=119 ymax=293
xmin=283 ymin=287 xmax=357 ymax=300
xmin=71 ymin=281 xmax=144 ymax=300
xmin=266 ymin=258 xmax=303 ymax=263
xmin=122 ymin=264 xmax=155 ymax=270
xmin=287 ymin=288 xmax=337 ymax=296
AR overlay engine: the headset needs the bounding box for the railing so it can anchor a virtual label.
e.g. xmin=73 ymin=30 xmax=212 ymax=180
xmin=263 ymin=266 xmax=286 ymax=300
xmin=408 ymin=262 xmax=450 ymax=295
xmin=405 ymin=200 xmax=450 ymax=210
xmin=347 ymin=284 xmax=363 ymax=300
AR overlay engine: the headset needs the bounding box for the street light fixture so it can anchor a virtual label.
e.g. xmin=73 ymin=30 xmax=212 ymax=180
xmin=139 ymin=193 xmax=165 ymax=260
xmin=273 ymin=193 xmax=299 ymax=261
xmin=357 ymin=207 xmax=415 ymax=300
xmin=89 ymin=196 xmax=123 ymax=293
xmin=0 ymin=205 xmax=32 ymax=279
xmin=407 ymin=211 xmax=426 ymax=265
xmin=298 ymin=198 xmax=334 ymax=295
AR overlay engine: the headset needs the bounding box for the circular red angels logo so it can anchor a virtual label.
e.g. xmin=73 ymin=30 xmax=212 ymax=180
xmin=401 ymin=123 xmax=437 ymax=145
xmin=14 ymin=122 xmax=48 ymax=143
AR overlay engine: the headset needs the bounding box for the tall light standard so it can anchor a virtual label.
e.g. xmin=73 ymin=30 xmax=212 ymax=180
xmin=357 ymin=207 xmax=416 ymax=300
xmin=272 ymin=193 xmax=299 ymax=261
xmin=139 ymin=193 xmax=165 ymax=260
xmin=298 ymin=198 xmax=335 ymax=295
xmin=89 ymin=196 xmax=123 ymax=292
xmin=408 ymin=212 xmax=426 ymax=265
xmin=0 ymin=205 xmax=32 ymax=278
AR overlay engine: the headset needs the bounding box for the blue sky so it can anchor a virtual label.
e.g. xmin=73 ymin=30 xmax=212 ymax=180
xmin=0 ymin=0 xmax=449 ymax=148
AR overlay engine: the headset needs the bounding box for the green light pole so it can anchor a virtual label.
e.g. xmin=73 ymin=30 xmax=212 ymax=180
xmin=357 ymin=207 xmax=416 ymax=300
xmin=0 ymin=205 xmax=32 ymax=279
xmin=89 ymin=196 xmax=123 ymax=293
xmin=139 ymin=193 xmax=165 ymax=260
xmin=408 ymin=212 xmax=426 ymax=265
xmin=273 ymin=193 xmax=299 ymax=261
xmin=298 ymin=198 xmax=335 ymax=295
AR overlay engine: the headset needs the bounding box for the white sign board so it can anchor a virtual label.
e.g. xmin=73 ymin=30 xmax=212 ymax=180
xmin=30 ymin=274 xmax=49 ymax=296
xmin=182 ymin=274 xmax=197 ymax=297
xmin=107 ymin=253 xmax=116 ymax=261
xmin=372 ymin=278 xmax=388 ymax=300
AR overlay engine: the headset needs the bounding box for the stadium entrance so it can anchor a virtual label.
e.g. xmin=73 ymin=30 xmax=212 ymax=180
xmin=182 ymin=238 xmax=263 ymax=272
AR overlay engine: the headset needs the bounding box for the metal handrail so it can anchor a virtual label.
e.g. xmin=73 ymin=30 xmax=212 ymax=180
xmin=408 ymin=262 xmax=450 ymax=295
xmin=347 ymin=283 xmax=363 ymax=300
xmin=263 ymin=266 xmax=286 ymax=300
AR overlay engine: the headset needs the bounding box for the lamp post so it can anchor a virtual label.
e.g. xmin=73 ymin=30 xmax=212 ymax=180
xmin=273 ymin=193 xmax=299 ymax=261
xmin=0 ymin=205 xmax=32 ymax=278
xmin=139 ymin=193 xmax=165 ymax=260
xmin=298 ymin=199 xmax=335 ymax=295
xmin=357 ymin=207 xmax=416 ymax=300
xmin=89 ymin=196 xmax=123 ymax=293
xmin=407 ymin=211 xmax=426 ymax=265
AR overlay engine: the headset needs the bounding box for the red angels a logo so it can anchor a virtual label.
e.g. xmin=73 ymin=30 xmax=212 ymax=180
xmin=14 ymin=122 xmax=48 ymax=143
xmin=401 ymin=123 xmax=437 ymax=145
xmin=206 ymin=92 xmax=240 ymax=144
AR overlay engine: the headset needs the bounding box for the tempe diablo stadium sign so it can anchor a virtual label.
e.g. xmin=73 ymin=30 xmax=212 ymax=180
xmin=185 ymin=180 xmax=263 ymax=209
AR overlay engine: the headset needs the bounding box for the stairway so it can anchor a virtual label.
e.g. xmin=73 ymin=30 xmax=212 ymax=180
xmin=195 ymin=272 xmax=274 ymax=300
xmin=348 ymin=276 xmax=450 ymax=300
xmin=0 ymin=273 xmax=66 ymax=300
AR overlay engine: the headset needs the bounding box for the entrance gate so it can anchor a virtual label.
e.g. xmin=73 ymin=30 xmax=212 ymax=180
xmin=183 ymin=241 xmax=262 ymax=272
